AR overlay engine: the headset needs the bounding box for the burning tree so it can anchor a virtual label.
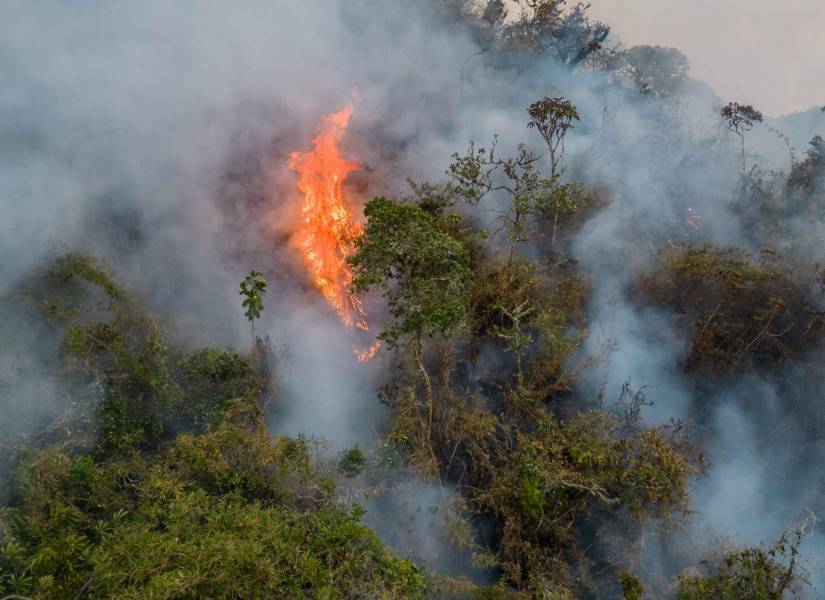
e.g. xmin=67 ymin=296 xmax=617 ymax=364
xmin=288 ymin=104 xmax=380 ymax=360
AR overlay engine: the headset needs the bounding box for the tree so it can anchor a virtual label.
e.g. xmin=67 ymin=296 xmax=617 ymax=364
xmin=414 ymin=130 xmax=588 ymax=261
xmin=446 ymin=138 xmax=556 ymax=259
xmin=526 ymin=97 xmax=586 ymax=251
xmin=499 ymin=1 xmax=610 ymax=71
xmin=527 ymin=96 xmax=580 ymax=180
xmin=348 ymin=197 xmax=471 ymax=438
xmin=676 ymin=519 xmax=813 ymax=599
xmin=720 ymin=102 xmax=763 ymax=173
xmin=617 ymin=45 xmax=690 ymax=96
xmin=481 ymin=0 xmax=506 ymax=26
xmin=239 ymin=271 xmax=267 ymax=341
xmin=787 ymin=135 xmax=825 ymax=193
xmin=805 ymin=134 xmax=825 ymax=166
xmin=553 ymin=2 xmax=611 ymax=71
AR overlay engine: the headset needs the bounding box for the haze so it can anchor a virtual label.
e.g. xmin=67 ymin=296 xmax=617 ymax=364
xmin=589 ymin=0 xmax=825 ymax=116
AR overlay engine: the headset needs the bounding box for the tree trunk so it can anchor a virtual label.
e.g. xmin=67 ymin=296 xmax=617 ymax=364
xmin=551 ymin=208 xmax=559 ymax=254
xmin=413 ymin=336 xmax=433 ymax=440
xmin=740 ymin=133 xmax=747 ymax=174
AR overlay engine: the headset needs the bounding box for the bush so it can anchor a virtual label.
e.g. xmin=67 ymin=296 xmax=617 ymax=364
xmin=0 ymin=254 xmax=427 ymax=599
xmin=0 ymin=390 xmax=424 ymax=600
xmin=19 ymin=253 xmax=273 ymax=453
xmin=383 ymin=368 xmax=703 ymax=595
xmin=465 ymin=255 xmax=589 ymax=399
xmin=338 ymin=445 xmax=367 ymax=478
xmin=473 ymin=411 xmax=702 ymax=586
xmin=675 ymin=527 xmax=810 ymax=600
xmin=637 ymin=245 xmax=825 ymax=374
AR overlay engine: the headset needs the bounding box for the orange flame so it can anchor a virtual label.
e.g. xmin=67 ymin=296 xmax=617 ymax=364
xmin=289 ymin=104 xmax=379 ymax=360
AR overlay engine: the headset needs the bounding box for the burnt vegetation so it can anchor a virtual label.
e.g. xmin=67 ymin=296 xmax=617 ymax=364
xmin=2 ymin=1 xmax=824 ymax=599
xmin=637 ymin=246 xmax=825 ymax=375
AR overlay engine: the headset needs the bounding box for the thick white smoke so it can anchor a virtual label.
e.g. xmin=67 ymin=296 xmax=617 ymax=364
xmin=2 ymin=0 xmax=824 ymax=591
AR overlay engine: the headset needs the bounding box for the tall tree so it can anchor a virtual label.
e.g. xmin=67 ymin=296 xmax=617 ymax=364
xmin=527 ymin=96 xmax=580 ymax=180
xmin=720 ymin=102 xmax=763 ymax=173
xmin=348 ymin=197 xmax=471 ymax=439
xmin=527 ymin=97 xmax=585 ymax=250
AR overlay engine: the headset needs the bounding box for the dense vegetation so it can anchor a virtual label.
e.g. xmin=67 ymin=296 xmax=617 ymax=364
xmin=0 ymin=255 xmax=425 ymax=599
xmin=3 ymin=1 xmax=824 ymax=599
xmin=637 ymin=245 xmax=825 ymax=375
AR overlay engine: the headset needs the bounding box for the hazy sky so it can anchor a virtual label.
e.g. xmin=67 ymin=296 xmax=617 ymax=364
xmin=588 ymin=0 xmax=825 ymax=116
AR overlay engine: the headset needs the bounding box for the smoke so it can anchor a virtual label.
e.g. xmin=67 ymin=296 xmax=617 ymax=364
xmin=2 ymin=0 xmax=825 ymax=591
xmin=0 ymin=0 xmax=488 ymax=578
xmin=588 ymin=0 xmax=825 ymax=117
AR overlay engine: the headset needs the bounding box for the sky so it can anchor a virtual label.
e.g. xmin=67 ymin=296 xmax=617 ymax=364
xmin=588 ymin=0 xmax=825 ymax=117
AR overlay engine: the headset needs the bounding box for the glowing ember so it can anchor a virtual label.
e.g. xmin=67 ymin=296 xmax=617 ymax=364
xmin=289 ymin=104 xmax=379 ymax=361
xmin=685 ymin=207 xmax=702 ymax=229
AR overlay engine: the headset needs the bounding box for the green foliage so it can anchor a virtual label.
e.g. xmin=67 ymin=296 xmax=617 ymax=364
xmin=338 ymin=445 xmax=367 ymax=478
xmin=481 ymin=410 xmax=701 ymax=533
xmin=54 ymin=251 xmax=125 ymax=301
xmin=407 ymin=110 xmax=593 ymax=261
xmin=240 ymin=270 xmax=267 ymax=321
xmin=676 ymin=528 xmax=809 ymax=600
xmin=239 ymin=270 xmax=267 ymax=327
xmin=91 ymin=498 xmax=422 ymax=599
xmin=25 ymin=255 xmax=272 ymax=453
xmin=0 ymin=417 xmax=425 ymax=599
xmin=416 ymin=131 xmax=590 ymax=260
xmin=1 ymin=257 xmax=428 ymax=598
xmin=637 ymin=245 xmax=825 ymax=374
xmin=349 ymin=196 xmax=472 ymax=348
xmin=720 ymin=102 xmax=763 ymax=135
xmin=494 ymin=412 xmax=699 ymax=590
xmin=466 ymin=256 xmax=588 ymax=396
xmin=527 ymin=96 xmax=579 ymax=178
xmin=384 ymin=360 xmax=703 ymax=594
xmin=620 ymin=571 xmax=644 ymax=600
xmin=64 ymin=310 xmax=263 ymax=452
xmin=368 ymin=172 xmax=651 ymax=596
xmin=21 ymin=252 xmax=124 ymax=325
xmin=787 ymin=135 xmax=825 ymax=193
xmin=448 ymin=139 xmax=558 ymax=250
xmin=720 ymin=102 xmax=763 ymax=171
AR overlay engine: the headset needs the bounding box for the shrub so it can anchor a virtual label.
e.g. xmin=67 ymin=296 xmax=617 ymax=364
xmin=338 ymin=445 xmax=367 ymax=478
xmin=19 ymin=254 xmax=273 ymax=453
xmin=676 ymin=527 xmax=810 ymax=600
xmin=0 ymin=254 xmax=427 ymax=599
xmin=637 ymin=245 xmax=825 ymax=374
xmin=0 ymin=400 xmax=424 ymax=599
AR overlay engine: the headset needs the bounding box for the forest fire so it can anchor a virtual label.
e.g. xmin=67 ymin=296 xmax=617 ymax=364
xmin=288 ymin=105 xmax=379 ymax=361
